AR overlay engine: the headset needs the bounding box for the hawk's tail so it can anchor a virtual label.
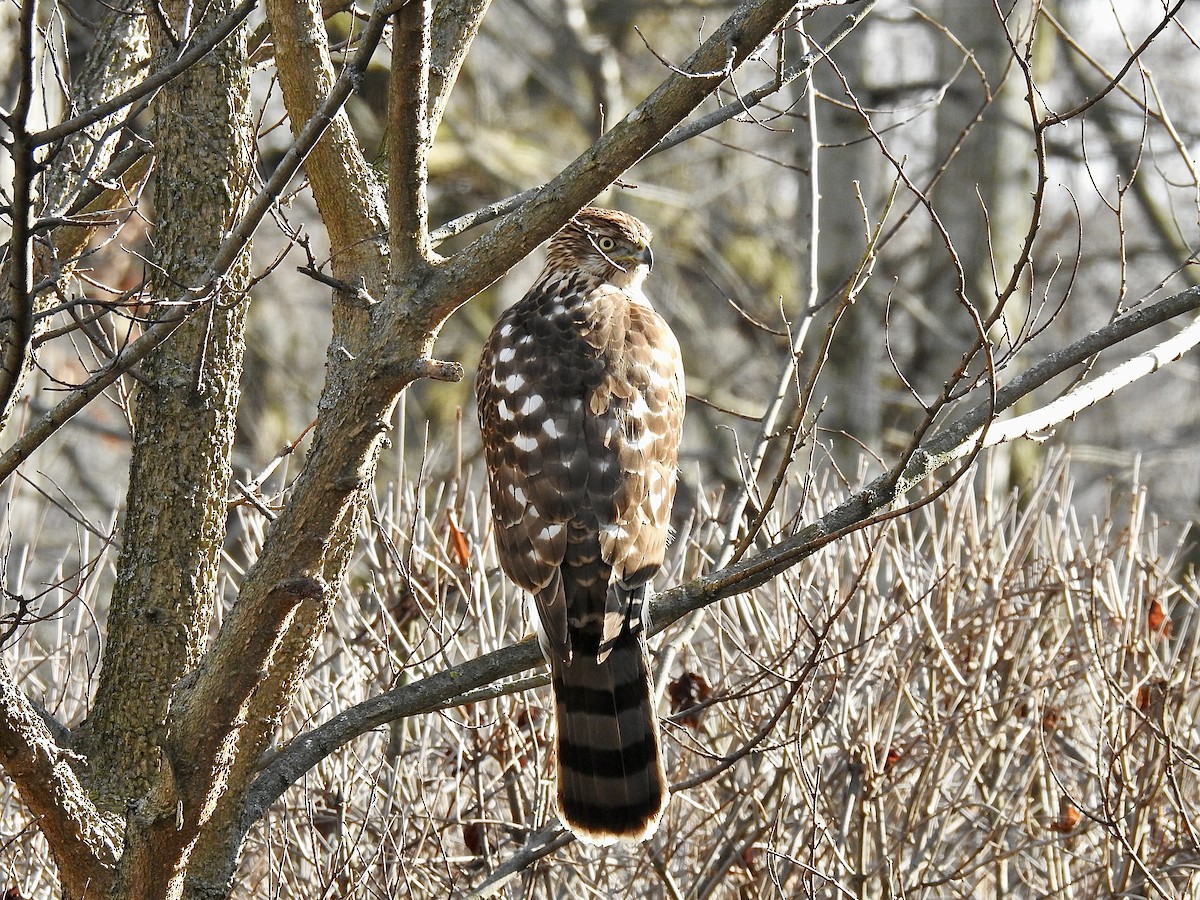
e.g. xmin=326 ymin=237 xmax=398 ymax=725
xmin=551 ymin=627 xmax=668 ymax=843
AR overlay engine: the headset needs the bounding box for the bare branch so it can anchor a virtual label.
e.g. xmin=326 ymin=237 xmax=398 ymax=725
xmin=959 ymin=311 xmax=1200 ymax=455
xmin=242 ymin=633 xmax=543 ymax=828
xmin=387 ymin=0 xmax=436 ymax=271
xmin=466 ymin=826 xmax=574 ymax=898
xmin=424 ymin=0 xmax=854 ymax=319
xmin=655 ymin=0 xmax=880 ymax=154
xmin=1040 ymin=0 xmax=1187 ymax=128
xmin=0 ymin=0 xmax=37 ymax=435
xmin=428 ymin=0 xmax=880 ymax=247
xmin=428 ymin=0 xmax=494 ymax=135
xmin=0 ymin=660 xmax=120 ymax=897
xmin=265 ymin=0 xmax=389 ymax=268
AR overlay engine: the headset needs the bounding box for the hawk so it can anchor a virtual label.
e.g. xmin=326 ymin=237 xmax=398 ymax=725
xmin=476 ymin=207 xmax=685 ymax=843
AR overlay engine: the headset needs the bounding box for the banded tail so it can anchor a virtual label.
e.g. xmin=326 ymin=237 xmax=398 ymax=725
xmin=550 ymin=627 xmax=668 ymax=843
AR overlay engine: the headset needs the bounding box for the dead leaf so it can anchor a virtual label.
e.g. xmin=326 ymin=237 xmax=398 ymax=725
xmin=446 ymin=513 xmax=470 ymax=568
xmin=667 ymin=672 xmax=712 ymax=729
xmin=1049 ymin=798 xmax=1081 ymax=833
xmin=882 ymin=746 xmax=901 ymax=772
xmin=1147 ymin=598 xmax=1172 ymax=637
xmin=463 ymin=821 xmax=485 ymax=855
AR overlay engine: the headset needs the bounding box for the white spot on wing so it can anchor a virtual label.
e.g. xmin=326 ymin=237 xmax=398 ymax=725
xmin=519 ymin=394 xmax=545 ymax=415
xmin=628 ymin=430 xmax=656 ymax=451
xmin=497 ymin=347 xmax=516 ymax=363
xmin=504 ymin=374 xmax=526 ymax=392
xmin=513 ymin=434 xmax=539 ymax=452
xmin=598 ymin=420 xmax=620 ymax=448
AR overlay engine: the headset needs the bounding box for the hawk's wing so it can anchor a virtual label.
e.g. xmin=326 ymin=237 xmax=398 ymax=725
xmin=477 ymin=276 xmax=684 ymax=660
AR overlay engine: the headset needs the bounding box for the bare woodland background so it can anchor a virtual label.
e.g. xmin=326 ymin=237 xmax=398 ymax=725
xmin=2 ymin=0 xmax=1200 ymax=897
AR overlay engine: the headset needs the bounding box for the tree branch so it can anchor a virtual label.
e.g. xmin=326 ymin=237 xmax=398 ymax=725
xmin=0 ymin=660 xmax=119 ymax=898
xmin=0 ymin=9 xmax=153 ymax=439
xmin=954 ymin=308 xmax=1200 ymax=457
xmin=655 ymin=0 xmax=879 ymax=154
xmin=1039 ymin=0 xmax=1187 ymax=128
xmin=0 ymin=0 xmax=37 ymax=438
xmin=241 ymin=632 xmax=542 ymax=828
xmin=423 ymin=0 xmax=852 ymax=322
xmin=0 ymin=2 xmax=390 ymax=487
xmin=113 ymin=579 xmax=321 ymax=897
xmin=428 ymin=0 xmax=494 ymax=135
xmin=264 ymin=0 xmax=389 ymax=266
xmin=427 ymin=0 xmax=879 ymax=247
xmin=387 ymin=0 xmax=436 ymax=272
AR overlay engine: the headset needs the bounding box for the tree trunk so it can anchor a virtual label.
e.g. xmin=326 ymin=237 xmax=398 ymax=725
xmin=813 ymin=29 xmax=884 ymax=459
xmin=180 ymin=1 xmax=396 ymax=894
xmin=920 ymin=0 xmax=1038 ymax=492
xmin=73 ymin=0 xmax=252 ymax=875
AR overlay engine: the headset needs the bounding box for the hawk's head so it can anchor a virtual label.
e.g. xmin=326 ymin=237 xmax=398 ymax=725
xmin=545 ymin=207 xmax=655 ymax=290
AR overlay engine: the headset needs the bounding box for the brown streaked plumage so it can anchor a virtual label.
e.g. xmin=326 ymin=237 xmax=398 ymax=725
xmin=476 ymin=207 xmax=684 ymax=843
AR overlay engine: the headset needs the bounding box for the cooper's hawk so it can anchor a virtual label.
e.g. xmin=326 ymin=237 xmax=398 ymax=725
xmin=476 ymin=207 xmax=684 ymax=843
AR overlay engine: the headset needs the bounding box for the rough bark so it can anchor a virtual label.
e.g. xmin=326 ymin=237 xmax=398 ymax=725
xmin=0 ymin=661 xmax=120 ymax=897
xmin=72 ymin=0 xmax=252 ymax=870
xmin=182 ymin=0 xmax=394 ymax=891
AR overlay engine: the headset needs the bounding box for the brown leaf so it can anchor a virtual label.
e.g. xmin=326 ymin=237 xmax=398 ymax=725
xmin=1137 ymin=684 xmax=1152 ymax=712
xmin=882 ymin=746 xmax=901 ymax=772
xmin=667 ymin=671 xmax=712 ymax=729
xmin=1136 ymin=680 xmax=1167 ymax=715
xmin=739 ymin=845 xmax=758 ymax=873
xmin=1147 ymin=598 xmax=1172 ymax=636
xmin=446 ymin=513 xmax=470 ymax=568
xmin=1049 ymin=798 xmax=1081 ymax=833
xmin=514 ymin=707 xmax=546 ymax=732
xmin=463 ymin=821 xmax=485 ymax=855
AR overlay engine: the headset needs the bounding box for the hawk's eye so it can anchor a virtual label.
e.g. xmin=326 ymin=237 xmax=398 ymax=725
xmin=596 ymin=236 xmax=617 ymax=252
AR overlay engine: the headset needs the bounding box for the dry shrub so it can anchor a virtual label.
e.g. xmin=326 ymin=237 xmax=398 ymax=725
xmin=3 ymin=452 xmax=1199 ymax=898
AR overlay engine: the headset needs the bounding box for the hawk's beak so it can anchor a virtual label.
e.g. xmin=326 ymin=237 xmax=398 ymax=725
xmin=637 ymin=244 xmax=654 ymax=270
